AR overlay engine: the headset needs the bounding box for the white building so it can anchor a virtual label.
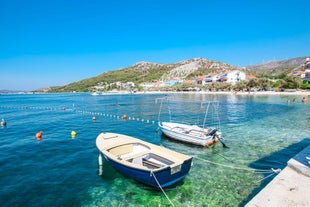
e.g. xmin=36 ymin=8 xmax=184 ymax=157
xmin=122 ymin=82 xmax=135 ymax=89
xmin=305 ymin=69 xmax=310 ymax=81
xmin=304 ymin=58 xmax=310 ymax=81
xmin=225 ymin=70 xmax=246 ymax=85
xmin=203 ymin=73 xmax=218 ymax=84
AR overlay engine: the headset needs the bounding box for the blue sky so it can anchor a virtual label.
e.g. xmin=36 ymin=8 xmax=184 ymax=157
xmin=1 ymin=0 xmax=309 ymax=91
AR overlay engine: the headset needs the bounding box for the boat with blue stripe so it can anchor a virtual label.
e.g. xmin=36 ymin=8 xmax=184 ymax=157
xmin=96 ymin=132 xmax=193 ymax=188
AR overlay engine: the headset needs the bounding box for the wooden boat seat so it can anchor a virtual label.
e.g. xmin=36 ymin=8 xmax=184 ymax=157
xmin=109 ymin=144 xmax=133 ymax=157
xmin=119 ymin=150 xmax=151 ymax=161
xmin=124 ymin=152 xmax=170 ymax=169
xmin=142 ymin=159 xmax=161 ymax=168
xmin=109 ymin=143 xmax=151 ymax=159
xmin=127 ymin=157 xmax=163 ymax=169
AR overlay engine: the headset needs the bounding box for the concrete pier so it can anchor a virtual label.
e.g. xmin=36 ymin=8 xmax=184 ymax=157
xmin=245 ymin=145 xmax=310 ymax=207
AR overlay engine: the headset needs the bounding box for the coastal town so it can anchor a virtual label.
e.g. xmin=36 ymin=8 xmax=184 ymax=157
xmin=89 ymin=57 xmax=310 ymax=94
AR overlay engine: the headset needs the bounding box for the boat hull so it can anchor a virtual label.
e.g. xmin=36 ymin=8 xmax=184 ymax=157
xmin=101 ymin=152 xmax=192 ymax=188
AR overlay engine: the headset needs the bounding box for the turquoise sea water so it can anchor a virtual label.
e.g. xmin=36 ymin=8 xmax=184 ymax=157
xmin=0 ymin=93 xmax=309 ymax=207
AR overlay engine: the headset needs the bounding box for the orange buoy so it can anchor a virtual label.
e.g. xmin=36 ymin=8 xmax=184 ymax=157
xmin=123 ymin=114 xmax=127 ymax=120
xmin=36 ymin=131 xmax=43 ymax=140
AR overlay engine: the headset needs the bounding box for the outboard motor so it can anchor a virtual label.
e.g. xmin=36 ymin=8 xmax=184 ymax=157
xmin=208 ymin=128 xmax=217 ymax=136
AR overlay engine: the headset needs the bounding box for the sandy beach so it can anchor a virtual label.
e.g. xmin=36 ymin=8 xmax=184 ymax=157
xmin=130 ymin=90 xmax=310 ymax=97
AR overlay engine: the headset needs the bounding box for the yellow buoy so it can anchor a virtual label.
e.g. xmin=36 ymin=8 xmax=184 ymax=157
xmin=71 ymin=131 xmax=77 ymax=138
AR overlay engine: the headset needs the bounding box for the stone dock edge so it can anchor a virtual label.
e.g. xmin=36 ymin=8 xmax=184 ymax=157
xmin=245 ymin=145 xmax=310 ymax=207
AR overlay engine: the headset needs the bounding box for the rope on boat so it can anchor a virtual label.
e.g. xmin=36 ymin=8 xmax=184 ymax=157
xmin=194 ymin=156 xmax=282 ymax=174
xmin=150 ymin=171 xmax=175 ymax=207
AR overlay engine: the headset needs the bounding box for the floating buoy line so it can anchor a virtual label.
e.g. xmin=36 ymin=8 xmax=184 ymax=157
xmin=0 ymin=105 xmax=157 ymax=125
xmin=75 ymin=109 xmax=156 ymax=124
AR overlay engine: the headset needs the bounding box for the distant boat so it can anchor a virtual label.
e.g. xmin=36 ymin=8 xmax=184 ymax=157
xmin=158 ymin=121 xmax=220 ymax=147
xmin=96 ymin=132 xmax=193 ymax=188
xmin=91 ymin=92 xmax=100 ymax=96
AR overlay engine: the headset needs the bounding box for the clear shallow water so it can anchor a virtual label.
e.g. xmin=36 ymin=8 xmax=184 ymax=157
xmin=0 ymin=93 xmax=309 ymax=207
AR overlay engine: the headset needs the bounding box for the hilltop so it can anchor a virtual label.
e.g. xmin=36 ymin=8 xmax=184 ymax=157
xmin=246 ymin=57 xmax=307 ymax=71
xmin=245 ymin=56 xmax=308 ymax=76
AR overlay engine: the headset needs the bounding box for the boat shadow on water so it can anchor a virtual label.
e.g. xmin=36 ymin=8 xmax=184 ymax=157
xmin=240 ymin=138 xmax=310 ymax=207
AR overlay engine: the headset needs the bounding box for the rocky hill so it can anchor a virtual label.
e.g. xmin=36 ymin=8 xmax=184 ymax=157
xmin=244 ymin=56 xmax=309 ymax=77
xmin=127 ymin=58 xmax=238 ymax=79
xmin=246 ymin=56 xmax=308 ymax=71
xmin=161 ymin=58 xmax=236 ymax=79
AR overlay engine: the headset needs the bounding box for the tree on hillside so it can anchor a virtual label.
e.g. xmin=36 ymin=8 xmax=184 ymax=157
xmin=258 ymin=78 xmax=270 ymax=90
xmin=233 ymin=81 xmax=247 ymax=91
xmin=284 ymin=75 xmax=302 ymax=89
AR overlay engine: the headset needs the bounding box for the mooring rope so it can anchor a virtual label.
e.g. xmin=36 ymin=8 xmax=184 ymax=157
xmin=150 ymin=171 xmax=175 ymax=207
xmin=258 ymin=170 xmax=278 ymax=182
xmin=194 ymin=156 xmax=282 ymax=174
xmin=213 ymin=149 xmax=234 ymax=162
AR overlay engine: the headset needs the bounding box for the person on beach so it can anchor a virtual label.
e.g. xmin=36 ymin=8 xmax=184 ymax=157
xmin=1 ymin=118 xmax=6 ymax=127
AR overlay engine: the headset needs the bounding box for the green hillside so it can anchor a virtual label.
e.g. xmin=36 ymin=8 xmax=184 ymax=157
xmin=49 ymin=64 xmax=171 ymax=92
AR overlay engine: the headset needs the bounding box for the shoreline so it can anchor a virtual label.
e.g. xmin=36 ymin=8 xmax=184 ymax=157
xmin=133 ymin=90 xmax=310 ymax=97
xmin=3 ymin=90 xmax=310 ymax=97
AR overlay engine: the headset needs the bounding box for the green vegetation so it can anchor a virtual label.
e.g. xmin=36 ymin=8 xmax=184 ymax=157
xmin=48 ymin=65 xmax=172 ymax=92
xmin=300 ymin=80 xmax=310 ymax=89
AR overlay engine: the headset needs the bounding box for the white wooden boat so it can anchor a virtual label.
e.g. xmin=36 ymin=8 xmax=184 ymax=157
xmin=158 ymin=121 xmax=221 ymax=147
xmin=156 ymin=98 xmax=227 ymax=147
xmin=96 ymin=132 xmax=193 ymax=188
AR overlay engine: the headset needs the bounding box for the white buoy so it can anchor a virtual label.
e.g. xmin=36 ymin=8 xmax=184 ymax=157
xmin=98 ymin=165 xmax=103 ymax=176
xmin=98 ymin=153 xmax=103 ymax=175
xmin=98 ymin=153 xmax=103 ymax=166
